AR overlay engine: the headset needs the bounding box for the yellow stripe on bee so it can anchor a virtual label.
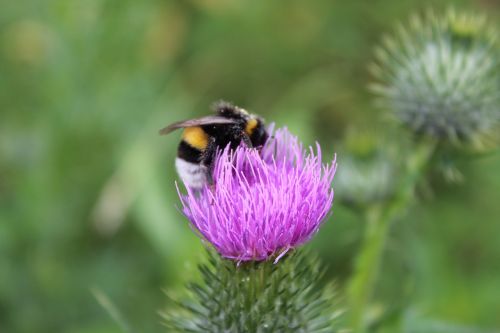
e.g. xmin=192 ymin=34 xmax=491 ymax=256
xmin=245 ymin=118 xmax=258 ymax=136
xmin=182 ymin=126 xmax=209 ymax=150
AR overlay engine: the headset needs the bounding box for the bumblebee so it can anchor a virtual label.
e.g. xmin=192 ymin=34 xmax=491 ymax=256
xmin=160 ymin=101 xmax=268 ymax=188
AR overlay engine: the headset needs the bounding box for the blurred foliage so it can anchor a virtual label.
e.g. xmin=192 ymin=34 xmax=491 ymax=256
xmin=1 ymin=0 xmax=499 ymax=332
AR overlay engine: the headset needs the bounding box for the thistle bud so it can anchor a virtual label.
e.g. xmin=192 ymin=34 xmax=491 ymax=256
xmin=335 ymin=128 xmax=399 ymax=208
xmin=371 ymin=9 xmax=500 ymax=148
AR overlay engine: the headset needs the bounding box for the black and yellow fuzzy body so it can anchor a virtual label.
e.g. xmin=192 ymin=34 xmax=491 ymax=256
xmin=160 ymin=101 xmax=268 ymax=188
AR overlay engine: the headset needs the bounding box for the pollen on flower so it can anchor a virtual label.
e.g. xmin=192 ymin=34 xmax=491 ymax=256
xmin=176 ymin=127 xmax=337 ymax=262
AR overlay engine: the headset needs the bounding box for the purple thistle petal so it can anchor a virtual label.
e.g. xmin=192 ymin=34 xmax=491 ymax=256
xmin=177 ymin=127 xmax=337 ymax=262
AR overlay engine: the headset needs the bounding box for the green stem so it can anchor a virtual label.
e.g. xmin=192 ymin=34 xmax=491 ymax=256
xmin=347 ymin=140 xmax=436 ymax=333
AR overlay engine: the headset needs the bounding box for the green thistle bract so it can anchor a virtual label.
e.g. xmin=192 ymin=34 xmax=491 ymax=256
xmin=162 ymin=251 xmax=342 ymax=333
xmin=371 ymin=9 xmax=500 ymax=147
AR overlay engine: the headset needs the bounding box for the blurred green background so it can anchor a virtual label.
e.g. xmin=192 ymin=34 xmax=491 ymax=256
xmin=1 ymin=0 xmax=499 ymax=332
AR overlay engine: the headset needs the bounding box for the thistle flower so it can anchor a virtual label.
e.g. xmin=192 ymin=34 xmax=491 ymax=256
xmin=371 ymin=9 xmax=500 ymax=147
xmin=177 ymin=127 xmax=337 ymax=262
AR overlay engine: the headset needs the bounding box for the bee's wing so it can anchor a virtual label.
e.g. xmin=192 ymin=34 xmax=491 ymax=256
xmin=159 ymin=116 xmax=236 ymax=135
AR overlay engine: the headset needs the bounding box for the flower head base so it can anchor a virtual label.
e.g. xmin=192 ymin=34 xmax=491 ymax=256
xmin=177 ymin=127 xmax=336 ymax=262
xmin=371 ymin=9 xmax=500 ymax=147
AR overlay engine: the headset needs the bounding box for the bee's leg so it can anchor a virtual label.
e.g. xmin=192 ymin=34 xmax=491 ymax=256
xmin=200 ymin=137 xmax=217 ymax=186
xmin=227 ymin=124 xmax=253 ymax=149
xmin=206 ymin=163 xmax=214 ymax=186
xmin=241 ymin=131 xmax=253 ymax=148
